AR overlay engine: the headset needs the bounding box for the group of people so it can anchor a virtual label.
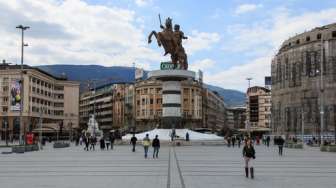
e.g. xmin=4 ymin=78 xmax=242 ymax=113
xmin=81 ymin=135 xmax=115 ymax=151
xmin=226 ymin=136 xmax=242 ymax=148
xmin=142 ymin=134 xmax=160 ymax=159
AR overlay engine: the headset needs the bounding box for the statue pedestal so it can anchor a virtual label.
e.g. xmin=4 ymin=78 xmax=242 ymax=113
xmin=148 ymin=70 xmax=196 ymax=129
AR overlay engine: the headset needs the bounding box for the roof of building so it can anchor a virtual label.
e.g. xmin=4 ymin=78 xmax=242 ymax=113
xmin=247 ymin=86 xmax=271 ymax=93
xmin=0 ymin=63 xmax=68 ymax=81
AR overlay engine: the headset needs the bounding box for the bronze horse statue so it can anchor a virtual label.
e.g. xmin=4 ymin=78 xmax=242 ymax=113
xmin=148 ymin=17 xmax=188 ymax=70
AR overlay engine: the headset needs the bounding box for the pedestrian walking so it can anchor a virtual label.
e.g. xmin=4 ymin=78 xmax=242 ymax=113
xmin=143 ymin=134 xmax=150 ymax=158
xmin=266 ymin=136 xmax=270 ymax=147
xmin=130 ymin=134 xmax=137 ymax=152
xmin=227 ymin=137 xmax=231 ymax=147
xmin=152 ymin=135 xmax=160 ymax=158
xmin=100 ymin=138 xmax=105 ymax=150
xmin=105 ymin=137 xmax=111 ymax=150
xmin=237 ymin=136 xmax=241 ymax=148
xmin=90 ymin=136 xmax=96 ymax=151
xmin=242 ymin=139 xmax=256 ymax=179
xmin=79 ymin=136 xmax=83 ymax=145
xmin=84 ymin=136 xmax=89 ymax=151
xmin=110 ymin=134 xmax=115 ymax=150
xmin=278 ymin=136 xmax=285 ymax=156
xmin=186 ymin=132 xmax=190 ymax=141
xmin=232 ymin=136 xmax=236 ymax=148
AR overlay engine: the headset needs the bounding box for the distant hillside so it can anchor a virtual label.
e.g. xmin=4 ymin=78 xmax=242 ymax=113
xmin=37 ymin=64 xmax=245 ymax=106
xmin=205 ymin=84 xmax=246 ymax=107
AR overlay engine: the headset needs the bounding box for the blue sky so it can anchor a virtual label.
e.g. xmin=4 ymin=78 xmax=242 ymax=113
xmin=1 ymin=0 xmax=336 ymax=91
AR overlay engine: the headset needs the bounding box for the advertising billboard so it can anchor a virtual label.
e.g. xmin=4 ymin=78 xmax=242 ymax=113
xmin=10 ymin=80 xmax=21 ymax=111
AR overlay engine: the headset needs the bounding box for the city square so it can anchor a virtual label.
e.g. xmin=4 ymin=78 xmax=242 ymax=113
xmin=1 ymin=144 xmax=336 ymax=188
xmin=1 ymin=1 xmax=336 ymax=188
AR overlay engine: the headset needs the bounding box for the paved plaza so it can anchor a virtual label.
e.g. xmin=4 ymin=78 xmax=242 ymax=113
xmin=0 ymin=144 xmax=336 ymax=188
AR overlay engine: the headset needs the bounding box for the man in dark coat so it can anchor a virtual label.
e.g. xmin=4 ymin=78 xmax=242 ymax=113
xmin=152 ymin=135 xmax=160 ymax=158
xmin=278 ymin=136 xmax=285 ymax=156
xmin=130 ymin=134 xmax=137 ymax=152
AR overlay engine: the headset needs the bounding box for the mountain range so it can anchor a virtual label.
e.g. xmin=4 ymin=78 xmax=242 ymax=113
xmin=37 ymin=65 xmax=246 ymax=106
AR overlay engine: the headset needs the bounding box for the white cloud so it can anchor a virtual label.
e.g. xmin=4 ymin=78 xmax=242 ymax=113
xmin=0 ymin=0 xmax=161 ymax=68
xmin=184 ymin=30 xmax=220 ymax=54
xmin=205 ymin=55 xmax=272 ymax=92
xmin=189 ymin=58 xmax=215 ymax=72
xmin=235 ymin=3 xmax=262 ymax=15
xmin=135 ymin=0 xmax=152 ymax=7
xmin=217 ymin=7 xmax=336 ymax=91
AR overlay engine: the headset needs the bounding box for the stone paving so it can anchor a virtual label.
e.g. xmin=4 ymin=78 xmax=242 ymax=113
xmin=0 ymin=143 xmax=336 ymax=188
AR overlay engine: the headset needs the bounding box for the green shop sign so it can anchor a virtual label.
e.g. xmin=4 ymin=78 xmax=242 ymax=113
xmin=160 ymin=62 xmax=176 ymax=70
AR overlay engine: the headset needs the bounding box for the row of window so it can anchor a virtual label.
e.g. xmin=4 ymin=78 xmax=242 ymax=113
xmin=287 ymin=31 xmax=336 ymax=47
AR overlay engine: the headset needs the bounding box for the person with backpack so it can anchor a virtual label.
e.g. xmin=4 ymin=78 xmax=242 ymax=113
xmin=142 ymin=134 xmax=150 ymax=158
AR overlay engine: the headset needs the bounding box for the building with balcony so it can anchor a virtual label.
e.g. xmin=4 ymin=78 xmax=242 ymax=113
xmin=134 ymin=78 xmax=203 ymax=131
xmin=79 ymin=83 xmax=134 ymax=134
xmin=226 ymin=106 xmax=246 ymax=131
xmin=203 ymin=89 xmax=227 ymax=132
xmin=0 ymin=63 xmax=79 ymax=140
xmin=246 ymin=86 xmax=271 ymax=133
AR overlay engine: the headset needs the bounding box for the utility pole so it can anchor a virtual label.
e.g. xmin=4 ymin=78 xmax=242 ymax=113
xmin=246 ymin=77 xmax=253 ymax=137
xmin=301 ymin=109 xmax=304 ymax=144
xmin=320 ymin=33 xmax=325 ymax=146
xmin=4 ymin=120 xmax=8 ymax=146
xmin=39 ymin=106 xmax=44 ymax=150
xmin=16 ymin=25 xmax=30 ymax=146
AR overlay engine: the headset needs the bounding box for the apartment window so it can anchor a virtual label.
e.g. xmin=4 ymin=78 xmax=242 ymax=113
xmin=142 ymin=98 xmax=145 ymax=105
xmin=3 ymin=86 xmax=8 ymax=92
xmin=332 ymin=31 xmax=336 ymax=38
xmin=37 ymin=88 xmax=40 ymax=94
xmin=317 ymin=33 xmax=321 ymax=39
xmin=150 ymin=99 xmax=153 ymax=104
xmin=137 ymin=100 xmax=140 ymax=105
xmin=306 ymin=36 xmax=310 ymax=42
xmin=32 ymin=87 xmax=36 ymax=92
xmin=3 ymin=107 xmax=8 ymax=112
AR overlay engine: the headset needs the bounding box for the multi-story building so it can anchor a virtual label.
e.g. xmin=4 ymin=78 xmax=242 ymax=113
xmin=134 ymin=78 xmax=203 ymax=131
xmin=79 ymin=83 xmax=133 ymax=134
xmin=271 ymin=23 xmax=336 ymax=136
xmin=203 ymin=89 xmax=227 ymax=132
xmin=112 ymin=84 xmax=134 ymax=131
xmin=226 ymin=106 xmax=246 ymax=130
xmin=79 ymin=84 xmax=113 ymax=133
xmin=0 ymin=63 xmax=79 ymax=140
xmin=246 ymin=86 xmax=271 ymax=132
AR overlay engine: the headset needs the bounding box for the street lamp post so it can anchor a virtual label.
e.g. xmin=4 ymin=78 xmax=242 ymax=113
xmin=4 ymin=120 xmax=8 ymax=146
xmin=246 ymin=77 xmax=253 ymax=137
xmin=39 ymin=106 xmax=45 ymax=150
xmin=319 ymin=35 xmax=325 ymax=146
xmin=16 ymin=25 xmax=29 ymax=145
